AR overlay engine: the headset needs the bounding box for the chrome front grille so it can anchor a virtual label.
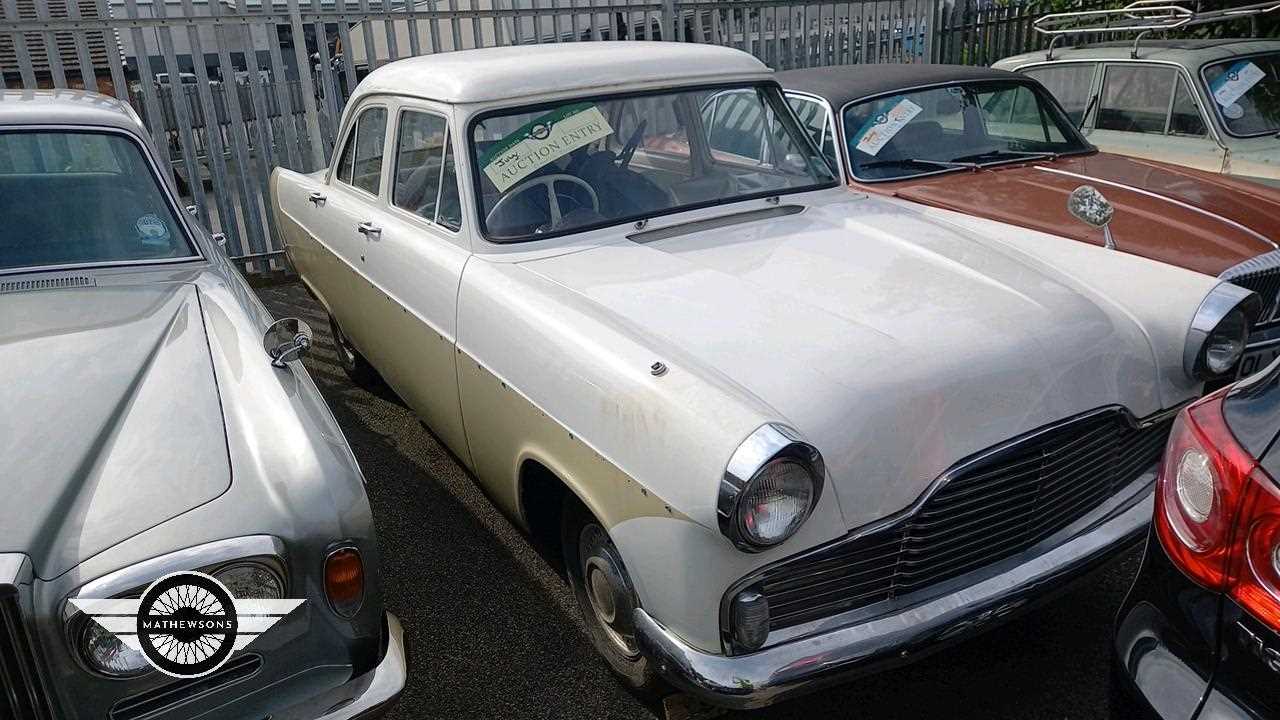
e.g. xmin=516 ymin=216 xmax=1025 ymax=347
xmin=0 ymin=585 xmax=53 ymax=720
xmin=1221 ymin=251 xmax=1280 ymax=328
xmin=753 ymin=409 xmax=1172 ymax=634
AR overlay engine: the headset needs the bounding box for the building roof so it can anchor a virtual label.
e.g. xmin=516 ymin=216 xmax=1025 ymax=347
xmin=776 ymin=64 xmax=1025 ymax=108
xmin=349 ymin=42 xmax=773 ymax=105
xmin=993 ymin=38 xmax=1280 ymax=71
xmin=0 ymin=90 xmax=144 ymax=132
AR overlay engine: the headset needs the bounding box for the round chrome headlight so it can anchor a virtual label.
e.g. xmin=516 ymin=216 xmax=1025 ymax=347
xmin=1203 ymin=308 xmax=1248 ymax=377
xmin=719 ymin=424 xmax=825 ymax=552
xmin=79 ymin=618 xmax=149 ymax=677
xmin=1185 ymin=284 xmax=1259 ymax=381
xmin=213 ymin=562 xmax=284 ymax=599
xmin=738 ymin=459 xmax=816 ymax=547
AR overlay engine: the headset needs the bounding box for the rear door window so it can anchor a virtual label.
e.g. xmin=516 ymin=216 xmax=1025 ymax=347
xmin=1023 ymin=64 xmax=1097 ymax=127
xmin=1097 ymin=65 xmax=1178 ymax=134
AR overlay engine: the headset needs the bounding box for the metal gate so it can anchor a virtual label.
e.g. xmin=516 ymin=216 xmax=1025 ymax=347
xmin=1 ymin=0 xmax=934 ymax=275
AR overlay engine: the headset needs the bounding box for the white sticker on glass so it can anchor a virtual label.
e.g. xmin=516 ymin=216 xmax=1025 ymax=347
xmin=1210 ymin=61 xmax=1265 ymax=109
xmin=852 ymin=98 xmax=924 ymax=157
xmin=135 ymin=214 xmax=170 ymax=247
xmin=480 ymin=104 xmax=613 ymax=193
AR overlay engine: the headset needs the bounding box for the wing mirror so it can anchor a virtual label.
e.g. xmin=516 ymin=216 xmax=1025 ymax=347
xmin=263 ymin=317 xmax=313 ymax=368
xmin=1067 ymin=185 xmax=1116 ymax=250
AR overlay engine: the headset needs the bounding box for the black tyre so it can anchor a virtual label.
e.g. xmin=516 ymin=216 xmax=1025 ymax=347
xmin=328 ymin=314 xmax=379 ymax=388
xmin=561 ymin=496 xmax=668 ymax=697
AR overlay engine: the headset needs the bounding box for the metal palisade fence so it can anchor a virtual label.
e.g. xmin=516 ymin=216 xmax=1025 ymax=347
xmin=1 ymin=0 xmax=935 ymax=275
xmin=933 ymin=0 xmax=1117 ymax=67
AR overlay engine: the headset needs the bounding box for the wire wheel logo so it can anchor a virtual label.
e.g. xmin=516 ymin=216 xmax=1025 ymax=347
xmin=136 ymin=572 xmax=238 ymax=678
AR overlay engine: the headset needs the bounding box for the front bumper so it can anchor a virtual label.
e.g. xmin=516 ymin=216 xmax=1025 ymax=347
xmin=275 ymin=612 xmax=407 ymax=720
xmin=636 ymin=481 xmax=1153 ymax=709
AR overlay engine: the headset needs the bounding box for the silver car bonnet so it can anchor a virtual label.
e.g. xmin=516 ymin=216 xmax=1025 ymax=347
xmin=522 ymin=197 xmax=1174 ymax=531
xmin=0 ymin=282 xmax=230 ymax=579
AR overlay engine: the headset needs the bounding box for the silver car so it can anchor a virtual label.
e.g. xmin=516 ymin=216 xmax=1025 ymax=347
xmin=0 ymin=90 xmax=405 ymax=719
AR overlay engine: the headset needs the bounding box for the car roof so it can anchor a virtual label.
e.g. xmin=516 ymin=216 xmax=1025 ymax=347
xmin=994 ymin=38 xmax=1280 ymax=70
xmin=776 ymin=64 xmax=1026 ymax=108
xmin=0 ymin=89 xmax=145 ymax=133
xmin=348 ymin=41 xmax=773 ymax=106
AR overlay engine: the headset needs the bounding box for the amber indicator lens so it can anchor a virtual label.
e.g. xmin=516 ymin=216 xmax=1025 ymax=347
xmin=324 ymin=547 xmax=365 ymax=617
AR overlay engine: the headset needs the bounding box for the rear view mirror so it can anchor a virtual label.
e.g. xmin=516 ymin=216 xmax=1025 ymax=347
xmin=264 ymin=317 xmax=313 ymax=368
xmin=1067 ymin=185 xmax=1116 ymax=250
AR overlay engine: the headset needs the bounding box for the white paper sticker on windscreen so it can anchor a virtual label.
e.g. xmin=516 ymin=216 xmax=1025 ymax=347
xmin=480 ymin=104 xmax=613 ymax=193
xmin=1210 ymin=61 xmax=1265 ymax=109
xmin=853 ymin=98 xmax=924 ymax=157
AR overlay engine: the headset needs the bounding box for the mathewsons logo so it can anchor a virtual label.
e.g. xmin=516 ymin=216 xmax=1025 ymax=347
xmin=70 ymin=571 xmax=304 ymax=678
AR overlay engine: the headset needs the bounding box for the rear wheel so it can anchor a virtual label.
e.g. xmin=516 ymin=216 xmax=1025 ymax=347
xmin=328 ymin=314 xmax=378 ymax=388
xmin=561 ymin=496 xmax=667 ymax=697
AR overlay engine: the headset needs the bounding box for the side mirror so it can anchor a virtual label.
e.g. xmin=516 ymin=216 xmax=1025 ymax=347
xmin=1067 ymin=185 xmax=1116 ymax=250
xmin=263 ymin=317 xmax=313 ymax=368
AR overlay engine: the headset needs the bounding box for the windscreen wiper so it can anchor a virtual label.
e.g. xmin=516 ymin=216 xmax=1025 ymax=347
xmin=860 ymin=157 xmax=980 ymax=171
xmin=952 ymin=149 xmax=1059 ymax=164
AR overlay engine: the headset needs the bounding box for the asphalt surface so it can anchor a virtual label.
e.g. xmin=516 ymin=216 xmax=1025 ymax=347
xmin=258 ymin=280 xmax=1142 ymax=720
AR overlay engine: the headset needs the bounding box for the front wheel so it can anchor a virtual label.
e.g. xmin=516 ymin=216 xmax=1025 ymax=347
xmin=328 ymin=314 xmax=379 ymax=388
xmin=561 ymin=497 xmax=667 ymax=697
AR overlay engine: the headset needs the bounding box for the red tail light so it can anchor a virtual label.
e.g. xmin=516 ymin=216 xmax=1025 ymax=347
xmin=1155 ymin=391 xmax=1280 ymax=631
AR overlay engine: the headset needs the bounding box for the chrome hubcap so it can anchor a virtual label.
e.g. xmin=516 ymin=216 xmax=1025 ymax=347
xmin=579 ymin=524 xmax=639 ymax=658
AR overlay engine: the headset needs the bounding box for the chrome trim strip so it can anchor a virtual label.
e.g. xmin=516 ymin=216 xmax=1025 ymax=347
xmin=1034 ymin=165 xmax=1277 ymax=249
xmin=638 ymin=478 xmax=1154 ymax=710
xmin=628 ymin=205 xmax=805 ymax=244
xmin=717 ymin=423 xmax=825 ymax=554
xmin=66 ymin=535 xmax=286 ymax=610
xmin=1220 ymin=249 xmax=1280 ymax=281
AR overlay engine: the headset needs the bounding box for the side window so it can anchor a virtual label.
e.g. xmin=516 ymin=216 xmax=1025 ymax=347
xmin=1023 ymin=64 xmax=1097 ymax=127
xmin=786 ymin=95 xmax=839 ymax=173
xmin=352 ymin=107 xmax=387 ymax=195
xmin=437 ymin=135 xmax=462 ymax=232
xmin=704 ymin=90 xmax=768 ymax=162
xmin=1096 ymin=65 xmax=1178 ymax=134
xmin=1170 ymin=76 xmax=1208 ymax=137
xmin=392 ymin=110 xmax=448 ymax=220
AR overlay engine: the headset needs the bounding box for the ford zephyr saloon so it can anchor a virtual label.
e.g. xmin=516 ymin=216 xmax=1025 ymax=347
xmin=273 ymin=43 xmax=1260 ymax=707
xmin=0 ymin=91 xmax=405 ymax=720
xmin=777 ymin=64 xmax=1280 ymax=378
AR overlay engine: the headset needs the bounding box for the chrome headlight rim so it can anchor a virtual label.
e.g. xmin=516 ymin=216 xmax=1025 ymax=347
xmin=1185 ymin=283 xmax=1261 ymax=381
xmin=718 ymin=423 xmax=825 ymax=553
xmin=61 ymin=536 xmax=288 ymax=680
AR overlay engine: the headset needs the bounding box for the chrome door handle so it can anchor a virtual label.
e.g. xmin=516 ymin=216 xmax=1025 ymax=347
xmin=357 ymin=221 xmax=381 ymax=239
xmin=308 ymin=191 xmax=326 ymax=206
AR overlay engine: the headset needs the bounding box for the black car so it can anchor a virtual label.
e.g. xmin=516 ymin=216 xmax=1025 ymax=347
xmin=1115 ymin=361 xmax=1280 ymax=719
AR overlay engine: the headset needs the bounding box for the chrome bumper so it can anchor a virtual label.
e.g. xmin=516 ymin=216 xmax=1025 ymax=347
xmin=635 ymin=483 xmax=1153 ymax=709
xmin=311 ymin=613 xmax=407 ymax=720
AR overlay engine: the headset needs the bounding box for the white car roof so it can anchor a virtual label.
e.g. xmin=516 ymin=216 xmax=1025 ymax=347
xmin=994 ymin=38 xmax=1280 ymax=71
xmin=349 ymin=41 xmax=773 ymax=106
xmin=0 ymin=89 xmax=146 ymax=133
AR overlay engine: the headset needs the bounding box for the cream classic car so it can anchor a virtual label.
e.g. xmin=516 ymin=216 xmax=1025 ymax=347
xmin=272 ymin=42 xmax=1257 ymax=708
xmin=993 ymin=3 xmax=1280 ymax=187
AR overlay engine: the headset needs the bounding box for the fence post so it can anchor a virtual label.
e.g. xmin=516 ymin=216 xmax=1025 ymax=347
xmin=664 ymin=0 xmax=678 ymax=41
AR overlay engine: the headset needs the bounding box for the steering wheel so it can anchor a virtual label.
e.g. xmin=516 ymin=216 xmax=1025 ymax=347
xmin=485 ymin=173 xmax=600 ymax=230
xmin=616 ymin=120 xmax=647 ymax=171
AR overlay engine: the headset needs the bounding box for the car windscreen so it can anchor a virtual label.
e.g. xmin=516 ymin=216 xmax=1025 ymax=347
xmin=0 ymin=130 xmax=197 ymax=272
xmin=1204 ymin=53 xmax=1280 ymax=138
xmin=841 ymin=81 xmax=1091 ymax=182
xmin=469 ymin=83 xmax=837 ymax=243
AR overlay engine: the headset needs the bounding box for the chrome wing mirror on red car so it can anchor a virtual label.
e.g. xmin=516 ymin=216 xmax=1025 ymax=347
xmin=1068 ymin=185 xmax=1117 ymax=251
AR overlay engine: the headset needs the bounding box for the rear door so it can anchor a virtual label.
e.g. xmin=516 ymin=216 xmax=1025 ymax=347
xmin=1087 ymin=63 xmax=1226 ymax=173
